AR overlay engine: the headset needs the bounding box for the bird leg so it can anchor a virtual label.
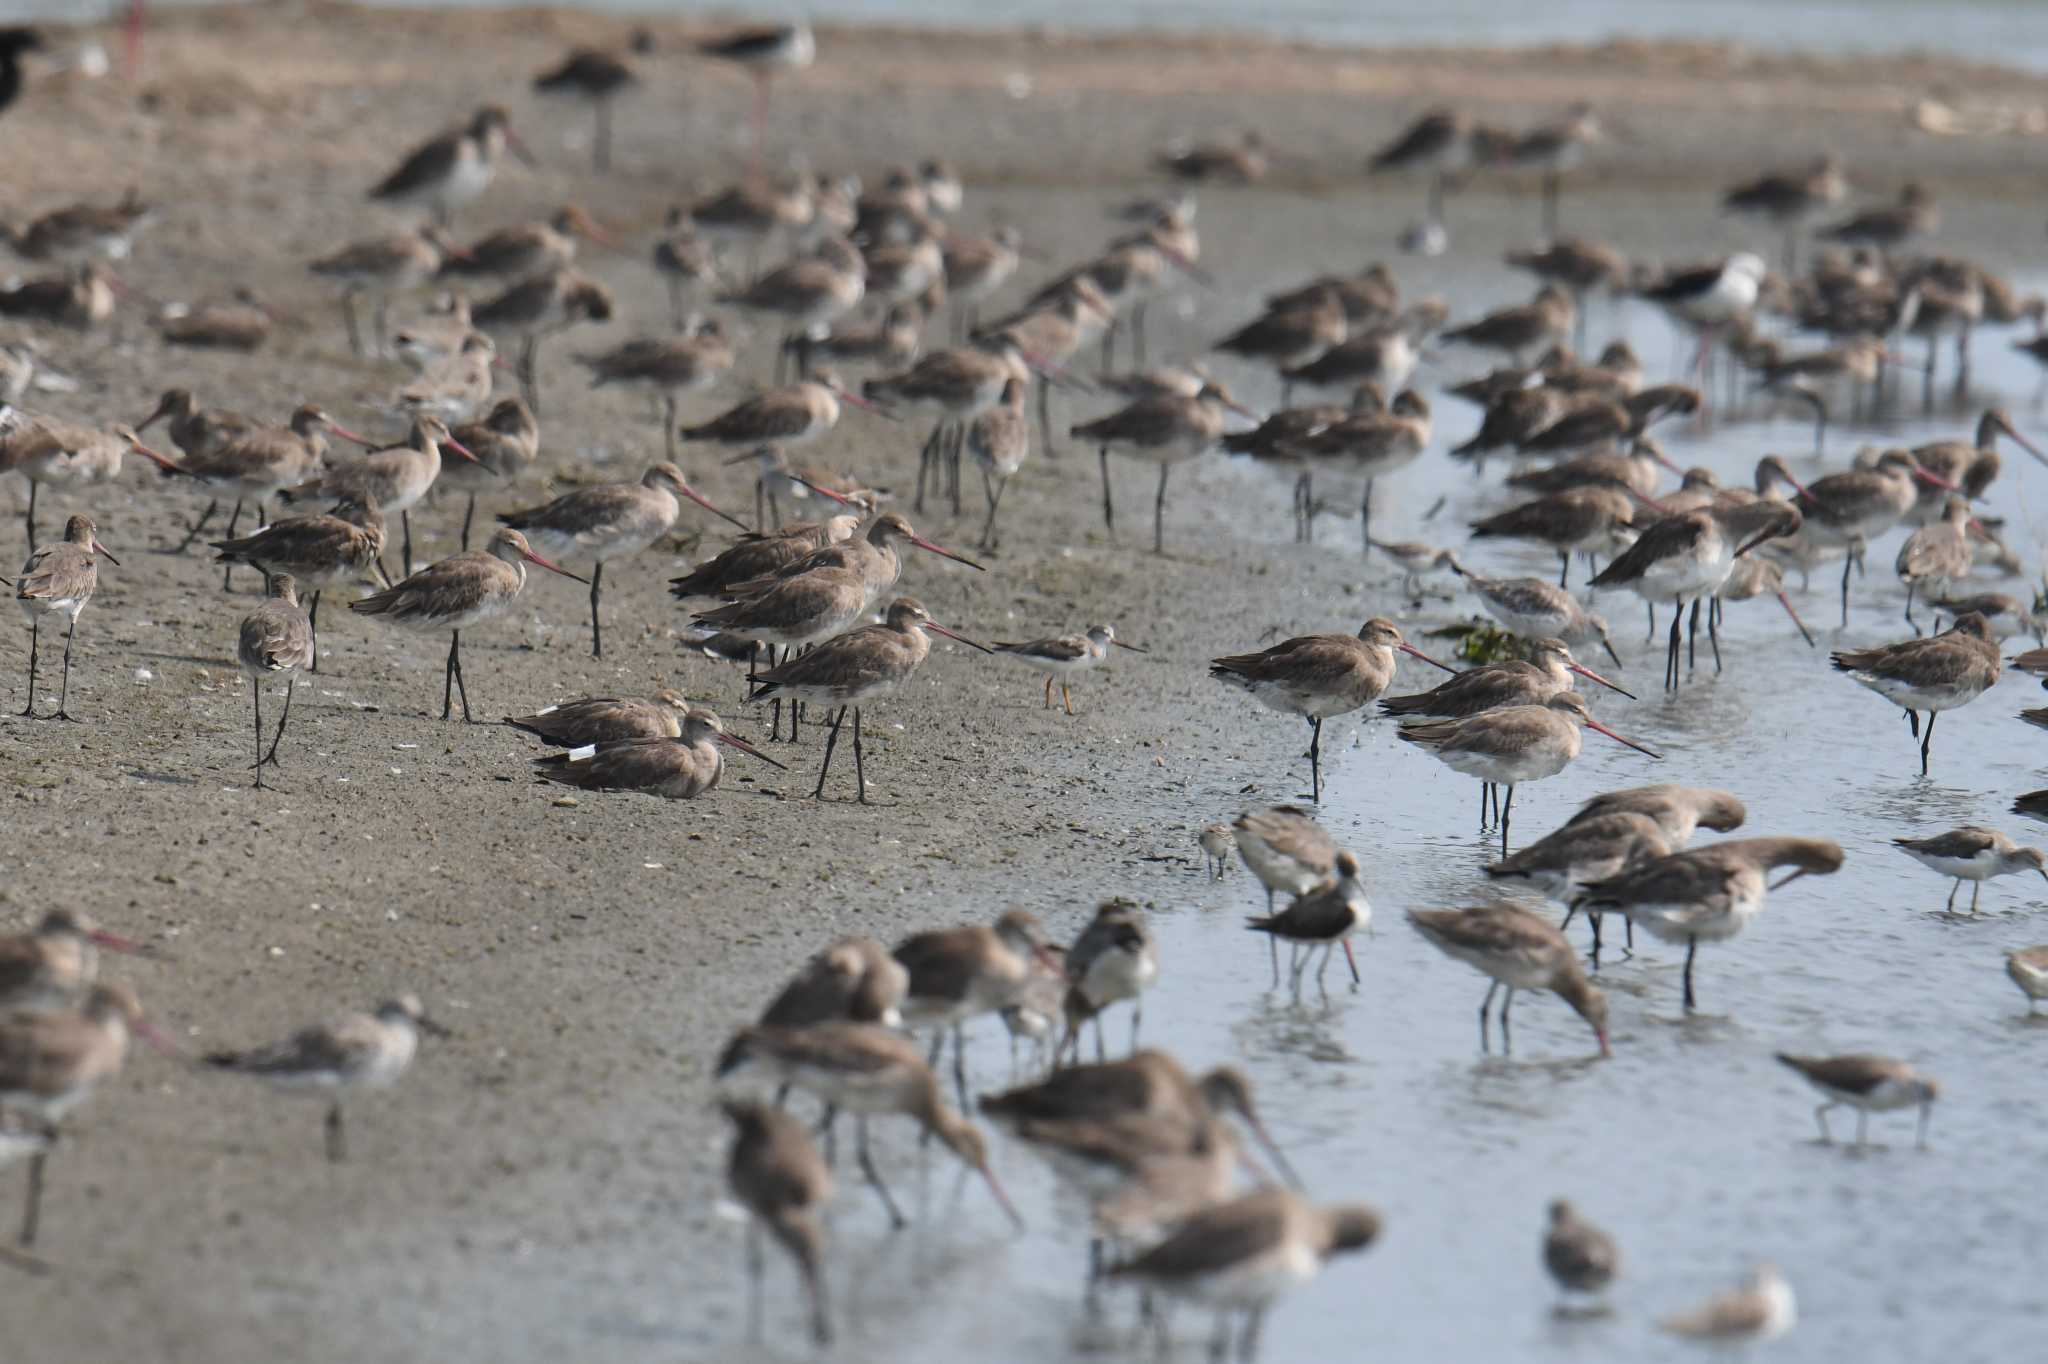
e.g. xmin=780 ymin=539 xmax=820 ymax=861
xmin=442 ymin=629 xmax=472 ymax=722
xmin=1687 ymin=598 xmax=1700 ymax=672
xmin=855 ymin=1117 xmax=908 ymax=1229
xmin=517 ymin=333 xmax=541 ymax=414
xmin=1557 ymin=550 xmax=1570 ymax=588
xmin=1478 ymin=979 xmax=1498 ymax=1051
xmin=173 ymin=499 xmax=220 ymax=554
xmin=1945 ymin=878 xmax=1959 ymax=912
xmin=1099 ymin=447 xmax=1116 ymax=535
xmin=1707 ymin=597 xmax=1722 ymax=672
xmin=914 ymin=423 xmax=941 ymax=513
xmin=1904 ymin=582 xmax=1918 ymax=633
xmin=813 ymin=705 xmax=847 ymax=799
xmin=1153 ymin=463 xmax=1171 ymax=556
xmin=1342 ymin=937 xmax=1360 ymax=984
xmin=263 ymin=677 xmax=295 ymax=767
xmin=851 ymin=707 xmax=866 ymax=804
xmin=401 ymin=509 xmax=415 ymax=578
xmin=1814 ymin=1101 xmax=1835 ymax=1144
xmin=1665 ymin=597 xmax=1683 ymax=691
xmin=1839 ymin=552 xmax=1853 ymax=628
xmin=1499 ymin=784 xmax=1515 ymax=858
xmin=306 ymin=592 xmax=322 ymax=673
xmin=1682 ymin=935 xmax=1699 ymax=1011
xmin=1041 ymin=675 xmax=1053 ymax=710
xmin=1919 ymin=709 xmax=1937 ymax=777
xmin=19 ymin=617 xmax=38 ymax=718
xmin=23 ymin=481 xmax=37 ymax=553
xmin=1307 ymin=716 xmax=1323 ymax=803
xmin=339 ymin=288 xmax=364 ymax=358
xmin=1500 ymin=985 xmax=1516 ymax=1052
xmin=1061 ymin=682 xmax=1074 ymax=717
xmin=326 ymin=1101 xmax=346 ymax=1162
xmin=1971 ymin=879 xmax=1982 ymax=914
xmin=1360 ymin=478 xmax=1375 ymax=557
xmin=52 ymin=617 xmax=78 ymax=721
xmin=251 ymin=677 xmax=267 ymax=790
xmin=588 ymin=561 xmax=604 ymax=658
xmin=952 ymin=1022 xmax=969 ymax=1108
xmin=18 ymin=1152 xmax=45 ymax=1248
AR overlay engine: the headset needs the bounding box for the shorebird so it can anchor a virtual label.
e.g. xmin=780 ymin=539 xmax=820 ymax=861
xmin=2 ymin=188 xmax=153 ymax=263
xmin=473 ymin=266 xmax=614 ymax=414
xmin=498 ymin=463 xmax=742 ymax=657
xmin=784 ymin=305 xmax=922 ymax=384
xmin=1443 ymin=285 xmax=1575 ymax=367
xmin=689 ymin=178 xmax=814 ymax=276
xmin=1210 ymin=617 xmax=1454 ymax=802
xmin=1577 ymin=837 xmax=1844 ymax=1010
xmin=369 ymin=105 xmax=533 ymax=227
xmin=577 ymin=319 xmax=734 ymax=459
xmin=14 ymin=512 xmax=115 ymax=721
xmin=890 ymin=908 xmax=1053 ymax=1100
xmin=0 ymin=415 xmax=132 ymax=550
xmin=1589 ymin=501 xmax=1804 ymax=690
xmin=721 ymin=1099 xmax=832 ymax=1345
xmin=1505 ymin=240 xmax=1628 ymax=343
xmin=442 ymin=204 xmax=610 ymax=288
xmin=992 ymin=623 xmax=1144 ymax=715
xmin=747 ymin=597 xmax=991 ymax=801
xmin=1544 ymin=1200 xmax=1619 ymax=1308
xmin=349 ymin=528 xmax=586 ymax=721
xmin=1568 ymin=784 xmax=1747 ymax=845
xmin=440 ymin=396 xmax=540 ymax=547
xmin=666 ymin=513 xmax=861 ymax=603
xmin=236 ymin=573 xmax=314 ymax=788
xmin=1062 ymin=901 xmax=1159 ymax=1059
xmin=967 ymin=376 xmax=1031 ymax=547
xmin=1756 ymin=450 xmax=1956 ymax=625
xmin=942 ymin=226 xmax=1021 ymax=337
xmin=395 ymin=329 xmax=500 ymax=428
xmin=1819 ymin=182 xmax=1938 ymax=251
xmin=1157 ymin=130 xmax=1267 ymax=183
xmin=1369 ymin=108 xmax=1472 ymax=229
xmin=1199 ymin=824 xmax=1234 ymax=879
xmin=1470 ymin=486 xmax=1641 ymax=588
xmin=1105 ymin=1188 xmax=1380 ymax=1361
xmin=1380 ymin=637 xmax=1633 ymax=720
xmin=533 ymin=705 xmax=782 ymax=800
xmin=1775 ymin=1052 xmax=1938 ymax=1149
xmin=503 ymin=690 xmax=692 ymax=746
xmin=1640 ymin=253 xmax=1768 ymax=389
xmin=0 ymin=983 xmax=172 ymax=1246
xmin=759 ymin=937 xmax=909 ymax=1034
xmin=1722 ymin=155 xmax=1847 ymax=271
xmin=1660 ymin=1265 xmax=1796 ymax=1344
xmin=697 ymin=21 xmax=814 ymax=177
xmin=1231 ymin=806 xmax=1336 ymax=907
xmin=1449 ymin=561 xmax=1622 ymax=666
xmin=282 ymin=415 xmax=479 ymax=577
xmin=2004 ymin=946 xmax=2048 ymax=1012
xmin=681 ymin=368 xmax=876 ymax=454
xmin=1075 ymin=379 xmax=1254 ymax=554
xmin=1892 ymin=826 xmax=2048 ymax=913
xmin=1830 ymin=612 xmax=2000 ymax=775
xmin=1908 ymin=407 xmax=2042 ymax=524
xmin=1367 ymin=538 xmax=1459 ymax=597
xmin=1296 ymin=389 xmax=1433 ymax=552
xmin=1504 ymin=440 xmax=1678 ymax=500
xmin=1397 ymin=692 xmax=1663 ymax=855
xmin=1213 ymin=294 xmax=1348 ymax=401
xmin=1247 ymin=849 xmax=1370 ymax=993
xmin=718 ymin=237 xmax=865 ymax=366
xmin=1407 ymin=904 xmax=1610 ymax=1055
xmin=1895 ymin=496 xmax=1976 ymax=630
xmin=1487 ymin=811 xmax=1672 ymax=918
xmin=1506 ymin=103 xmax=1601 ymax=236
xmin=212 ymin=496 xmax=387 ymax=670
xmin=716 ymin=1021 xmax=1021 ymax=1231
xmin=203 ymin=994 xmax=447 ymax=1161
xmin=0 ymin=910 xmax=154 ymax=1013
xmin=533 ymin=49 xmax=635 ymax=171
xmin=309 ymin=226 xmax=462 ymax=357
xmin=865 ymin=333 xmax=1032 ymax=514
xmin=651 ymin=209 xmax=720 ymax=325
xmin=0 ymin=261 xmax=117 ymax=328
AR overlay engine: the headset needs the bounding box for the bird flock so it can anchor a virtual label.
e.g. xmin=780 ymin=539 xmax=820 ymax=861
xmin=4 ymin=13 xmax=2048 ymax=1361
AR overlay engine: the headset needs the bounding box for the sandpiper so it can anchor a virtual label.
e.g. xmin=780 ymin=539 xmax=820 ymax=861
xmin=349 ymin=528 xmax=587 ymax=721
xmin=2003 ymin=946 xmax=2048 ymax=1011
xmin=1774 ymin=1052 xmax=1939 ymax=1149
xmin=503 ymin=690 xmax=693 ymax=746
xmin=720 ymin=1099 xmax=832 ymax=1345
xmin=0 ymin=910 xmax=154 ymax=1013
xmin=993 ymin=623 xmax=1144 ymax=715
xmin=1380 ymin=637 xmax=1632 ymax=720
xmin=1062 ymin=901 xmax=1159 ymax=1059
xmin=211 ymin=496 xmax=388 ymax=670
xmin=1567 ymin=785 xmax=1747 ymax=845
xmin=533 ymin=706 xmax=781 ymax=800
xmin=1469 ymin=486 xmax=1642 ymax=589
xmin=473 ymin=266 xmax=615 ymax=414
xmin=1247 ymin=850 xmax=1371 ymax=993
xmin=203 ymin=994 xmax=448 ymax=1161
xmin=1892 ymin=826 xmax=2048 ymax=913
xmin=309 ymin=226 xmax=463 ymax=357
xmin=1577 ymin=837 xmax=1844 ymax=1011
xmin=533 ymin=49 xmax=636 ymax=171
xmin=445 ymin=396 xmax=541 ymax=546
xmin=1660 ymin=1264 xmax=1796 ymax=1344
xmin=1449 ymin=561 xmax=1621 ymax=665
xmin=578 ymin=319 xmax=735 ymax=458
xmin=1830 ymin=612 xmax=2001 ymax=776
xmin=1722 ymin=155 xmax=1847 ymax=270
xmin=1409 ymin=905 xmax=1610 ymax=1056
xmin=1074 ymin=380 xmax=1255 ymax=554
xmin=1 ymin=415 xmax=132 ymax=549
xmin=1544 ymin=1200 xmax=1619 ymax=1307
xmin=236 ymin=573 xmax=314 ymax=788
xmin=1199 ymin=824 xmax=1234 ymax=879
xmin=15 ymin=512 xmax=116 ymax=721
xmin=369 ymin=105 xmax=533 ymax=227
xmin=891 ymin=908 xmax=1054 ymax=1104
xmin=282 ymin=415 xmax=479 ymax=577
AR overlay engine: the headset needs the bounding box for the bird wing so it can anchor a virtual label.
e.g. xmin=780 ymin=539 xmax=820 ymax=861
xmin=372 ymin=132 xmax=460 ymax=201
xmin=1111 ymin=1192 xmax=1291 ymax=1279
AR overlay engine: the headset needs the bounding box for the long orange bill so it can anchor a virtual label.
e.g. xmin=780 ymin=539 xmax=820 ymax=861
xmin=907 ymin=533 xmax=986 ymax=571
xmin=1911 ymin=464 xmax=1958 ymax=491
xmin=126 ymin=438 xmax=186 ymax=477
xmin=442 ymin=434 xmax=491 ymax=471
xmin=1567 ymin=662 xmax=1635 ymax=700
xmin=2007 ymin=425 xmax=2048 ymax=468
xmin=1584 ymin=716 xmax=1662 ymax=760
xmin=324 ymin=419 xmax=378 ymax=447
xmin=925 ymin=621 xmax=994 ymax=654
xmin=717 ymin=731 xmax=788 ymax=770
xmin=784 ymin=474 xmax=858 ymax=507
xmin=517 ymin=544 xmax=589 ymax=584
xmin=88 ymin=926 xmax=162 ymax=958
xmin=90 ymin=537 xmax=120 ymax=567
xmin=1639 ymin=442 xmax=1685 ymax=476
xmin=978 ymin=1160 xmax=1026 ymax=1232
xmin=1397 ymin=640 xmax=1460 ymax=676
xmin=1777 ymin=591 xmax=1815 ymax=647
xmin=679 ymin=481 xmax=749 ymax=530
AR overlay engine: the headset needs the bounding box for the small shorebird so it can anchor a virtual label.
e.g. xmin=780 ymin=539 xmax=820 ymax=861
xmin=1504 ymin=440 xmax=1678 ymax=499
xmin=442 ymin=204 xmax=610 ymax=286
xmin=2 ymin=188 xmax=153 ymax=262
xmin=397 ymin=330 xmax=498 ymax=424
xmin=503 ymin=690 xmax=691 ymax=746
xmin=1369 ymin=107 xmax=1472 ymax=229
xmin=1380 ymin=637 xmax=1632 ymax=719
xmin=1397 ymin=693 xmax=1663 ymax=855
xmin=0 ymin=261 xmax=117 ymax=329
xmin=1568 ymin=784 xmax=1746 ymax=845
xmin=1756 ymin=449 xmax=1956 ymax=627
xmin=1819 ymin=182 xmax=1938 ymax=251
xmin=720 ymin=1099 xmax=832 ymax=1345
xmin=748 ymin=597 xmax=991 ymax=801
xmin=1199 ymin=824 xmax=1234 ymax=879
xmin=1297 ymin=390 xmax=1433 ymax=552
xmin=1231 ymin=806 xmax=1336 ymax=912
xmin=1487 ymin=811 xmax=1672 ymax=913
xmin=1247 ymin=850 xmax=1370 ymax=993
xmin=1895 ymin=496 xmax=1975 ymax=629
xmin=498 ymin=462 xmax=743 ymax=657
xmin=652 ymin=209 xmax=720 ymax=325
xmin=892 ymin=908 xmax=1054 ymax=1103
xmin=0 ymin=983 xmax=172 ymax=1246
xmin=1660 ymin=1264 xmax=1796 ymax=1344
xmin=1074 ymin=379 xmax=1255 ymax=554
xmin=473 ymin=266 xmax=615 ymax=413
xmin=942 ymin=226 xmax=1022 ymax=336
xmin=1639 ymin=253 xmax=1768 ymax=387
xmin=1507 ymin=103 xmax=1601 ymax=236
xmin=1158 ymin=130 xmax=1267 ymax=183
xmin=369 ymin=105 xmax=533 ymax=227
xmin=689 ymin=178 xmax=814 ymax=275
xmin=1409 ymin=904 xmax=1610 ymax=1055
xmin=1442 ymin=285 xmax=1575 ymax=366
xmin=992 ymin=623 xmax=1144 ymax=715
xmin=533 ymin=49 xmax=636 ymax=171
xmin=1367 ymin=538 xmax=1460 ymax=597
xmin=1775 ymin=1052 xmax=1938 ymax=1149
xmin=0 ymin=415 xmax=132 ymax=549
xmin=1907 ymin=407 xmax=2042 ymax=524
xmin=1830 ymin=612 xmax=2000 ymax=776
xmin=1211 ymin=617 xmax=1454 ymax=802
xmin=1892 ymin=826 xmax=2047 ymax=913
xmin=967 ymin=376 xmax=1030 ymax=547
xmin=715 ymin=1021 xmax=1020 ymax=1231
xmin=717 ymin=237 xmax=865 ymax=363
xmin=680 ymin=368 xmax=876 ymax=453
xmin=697 ymin=21 xmax=814 ymax=177
xmin=533 ymin=706 xmax=782 ymax=800
xmin=578 ymin=319 xmax=735 ymax=459
xmin=1722 ymin=155 xmax=1847 ymax=270
xmin=444 ymin=396 xmax=540 ymax=546
xmin=1469 ymin=486 xmax=1641 ymax=589
xmin=865 ymin=333 xmax=1031 ymax=513
xmin=236 ymin=574 xmax=314 ymax=788
xmin=283 ymin=415 xmax=479 ymax=577
xmin=1505 ymin=240 xmax=1628 ymax=339
xmin=1449 ymin=561 xmax=1621 ymax=665
xmin=759 ymin=937 xmax=908 ymax=1032
xmin=1105 ymin=1188 xmax=1380 ymax=1362
xmin=132 ymin=386 xmax=255 ymax=465
xmin=309 ymin=226 xmax=462 ymax=358
xmin=2004 ymin=946 xmax=2048 ymax=1012
xmin=1544 ymin=1200 xmax=1619 ymax=1308
xmin=1577 ymin=837 xmax=1844 ymax=1011
xmin=349 ymin=528 xmax=586 ymax=722
xmin=0 ymin=910 xmax=154 ymax=1013
xmin=666 ymin=513 xmax=861 ymax=602
xmin=203 ymin=994 xmax=447 ymax=1161
xmin=1062 ymin=901 xmax=1159 ymax=1059
xmin=158 ymin=291 xmax=274 ymax=351
xmin=15 ymin=512 xmax=116 ymax=721
xmin=212 ymin=496 xmax=388 ymax=669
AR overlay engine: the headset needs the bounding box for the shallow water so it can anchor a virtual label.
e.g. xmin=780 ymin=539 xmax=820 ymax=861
xmin=701 ymin=181 xmax=2048 ymax=1361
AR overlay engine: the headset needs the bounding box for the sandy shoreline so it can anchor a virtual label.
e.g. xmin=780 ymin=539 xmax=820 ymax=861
xmin=2 ymin=6 xmax=2046 ymax=1363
